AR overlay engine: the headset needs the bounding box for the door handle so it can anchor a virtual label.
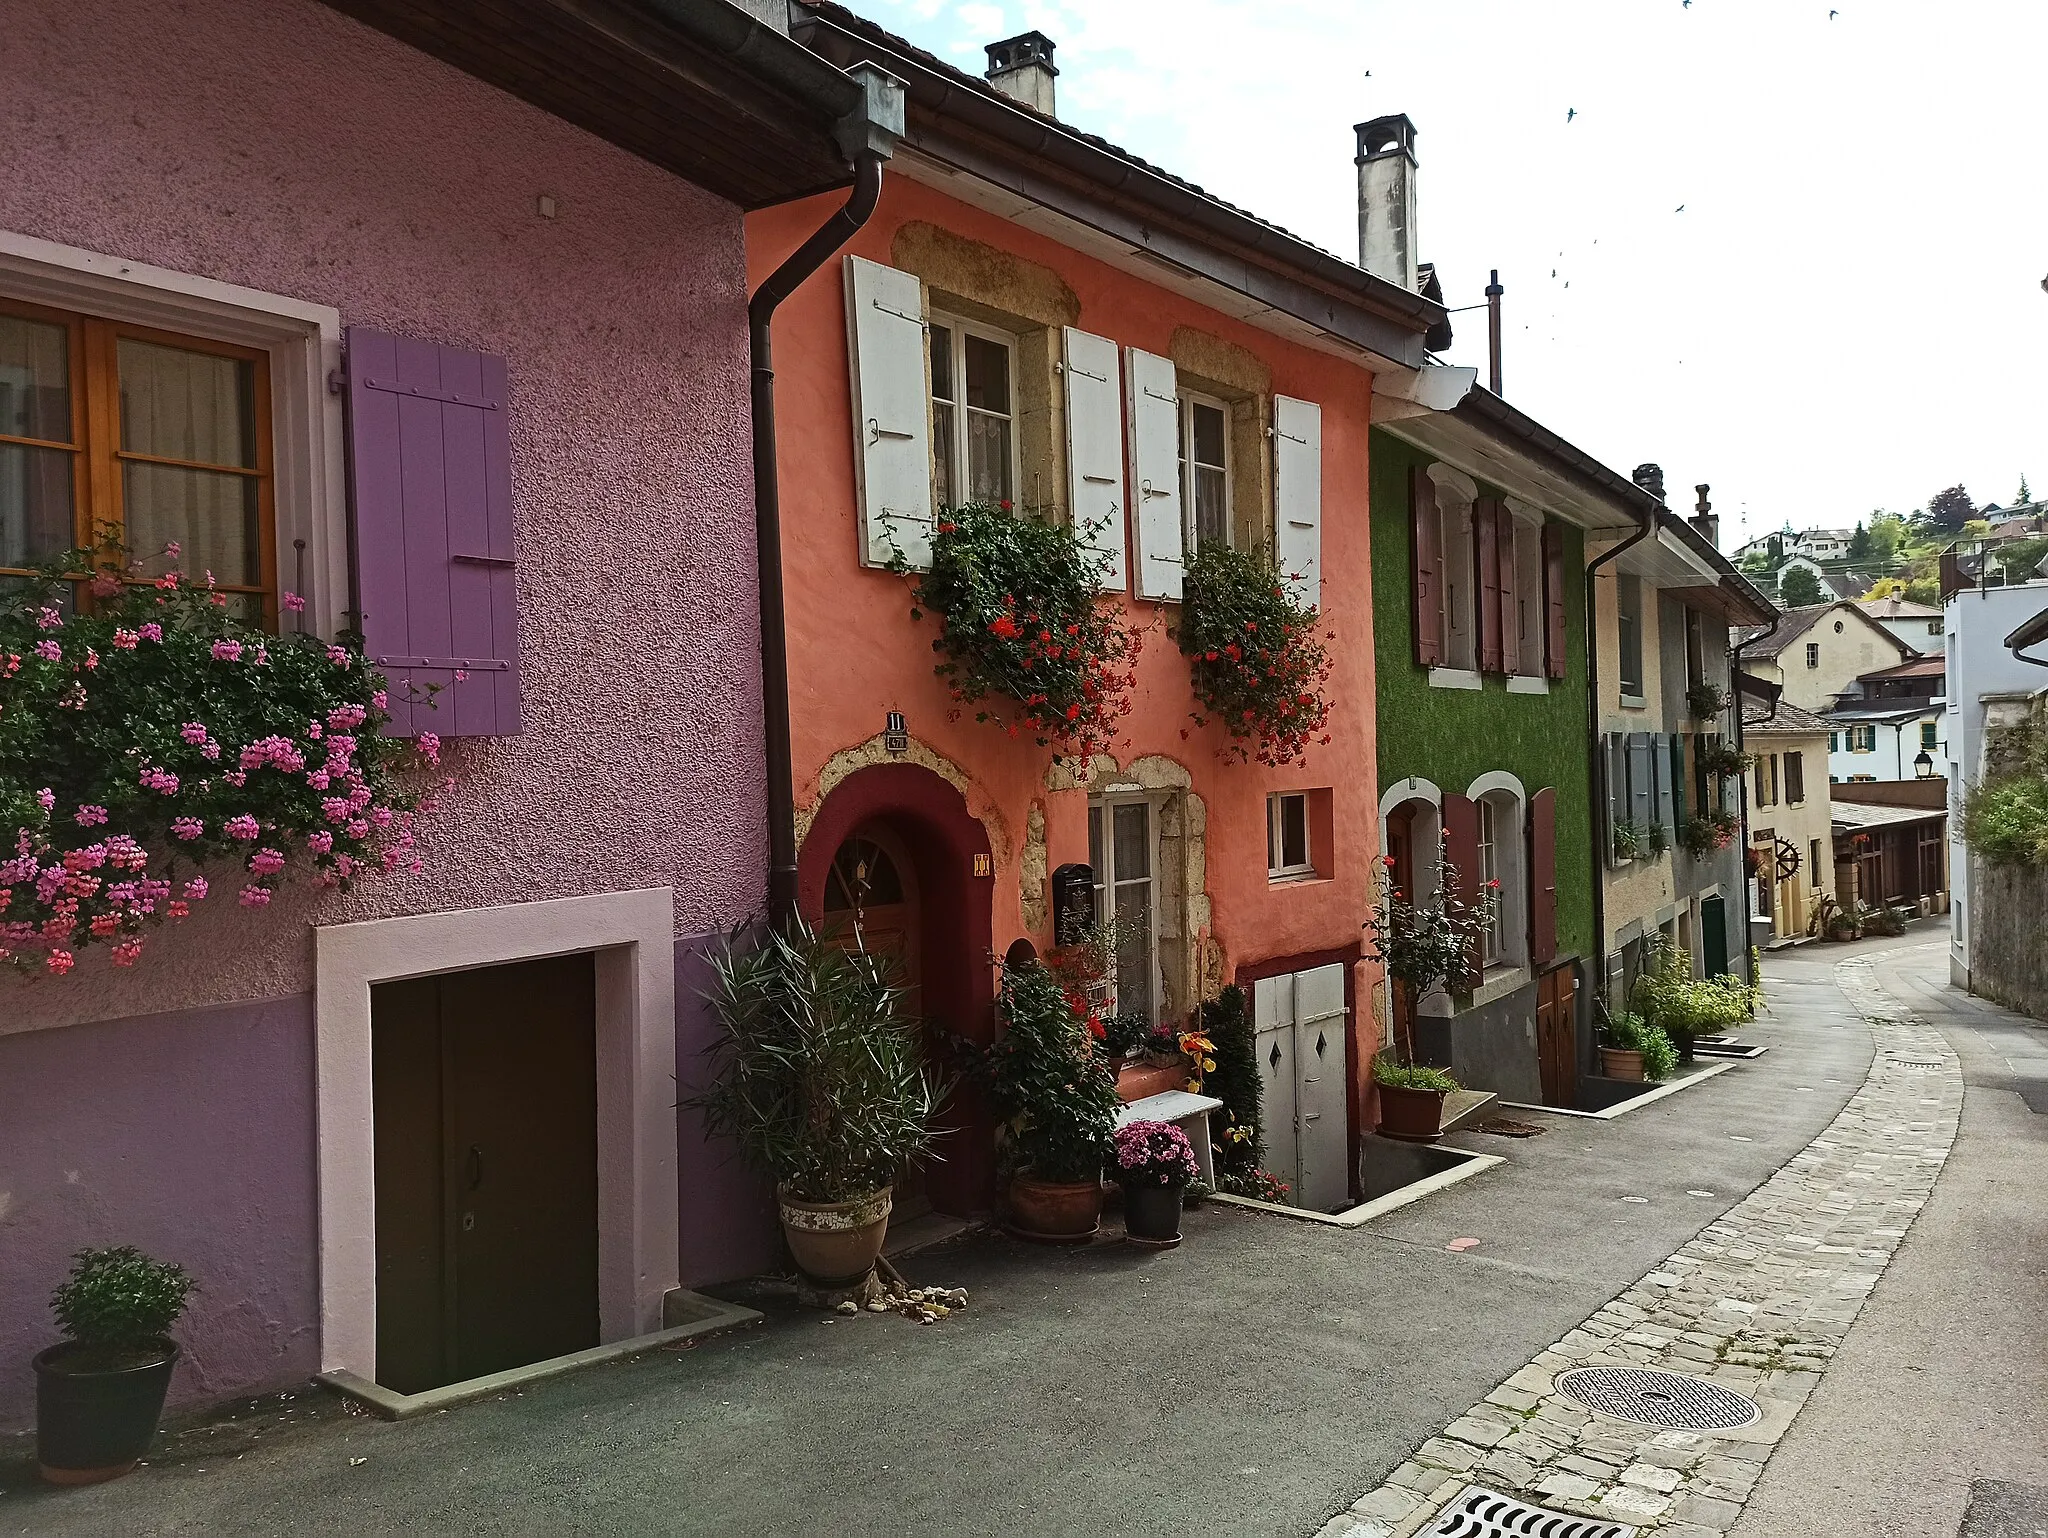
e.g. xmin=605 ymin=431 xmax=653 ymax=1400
xmin=466 ymin=1144 xmax=483 ymax=1191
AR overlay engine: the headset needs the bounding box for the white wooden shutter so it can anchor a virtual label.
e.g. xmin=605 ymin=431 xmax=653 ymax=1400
xmin=1124 ymin=347 xmax=1183 ymax=600
xmin=1274 ymin=395 xmax=1324 ymax=609
xmin=1253 ymin=976 xmax=1298 ymax=1197
xmin=1062 ymin=327 xmax=1126 ymax=591
xmin=844 ymin=255 xmax=934 ymax=569
xmin=1292 ymin=963 xmax=1349 ymax=1214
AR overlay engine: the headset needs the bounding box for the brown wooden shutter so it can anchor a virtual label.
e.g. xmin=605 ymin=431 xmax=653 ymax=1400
xmin=1410 ymin=465 xmax=1444 ymax=667
xmin=1442 ymin=792 xmax=1482 ymax=986
xmin=1475 ymin=497 xmax=1504 ymax=672
xmin=1497 ymin=508 xmax=1520 ymax=674
xmin=1542 ymin=520 xmax=1568 ymax=680
xmin=1528 ymin=786 xmax=1558 ymax=966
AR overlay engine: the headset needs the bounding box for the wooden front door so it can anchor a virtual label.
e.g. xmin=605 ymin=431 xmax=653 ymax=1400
xmin=1535 ymin=962 xmax=1577 ymax=1109
xmin=371 ymin=953 xmax=599 ymax=1395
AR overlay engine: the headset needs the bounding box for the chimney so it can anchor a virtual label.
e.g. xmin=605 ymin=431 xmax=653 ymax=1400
xmin=985 ymin=32 xmax=1057 ymax=117
xmin=1693 ymin=484 xmax=1720 ymax=549
xmin=1632 ymin=463 xmax=1667 ymax=502
xmin=1354 ymin=114 xmax=1419 ymax=291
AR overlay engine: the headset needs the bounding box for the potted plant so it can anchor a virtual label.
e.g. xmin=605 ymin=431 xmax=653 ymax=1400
xmin=692 ymin=920 xmax=945 ymax=1286
xmin=1631 ymin=940 xmax=1751 ymax=1064
xmin=1362 ymin=839 xmax=1486 ymax=1139
xmin=1612 ymin=819 xmax=1645 ymax=863
xmin=1598 ymin=1011 xmax=1677 ymax=1082
xmin=1371 ymin=1058 xmax=1461 ymax=1142
xmin=987 ymin=958 xmax=1122 ymax=1242
xmin=1644 ymin=819 xmax=1671 ymax=857
xmin=35 ymin=1246 xmax=194 ymax=1485
xmin=1686 ymin=681 xmax=1731 ymax=720
xmin=1699 ymin=740 xmax=1749 ymax=778
xmin=1112 ymin=1120 xmax=1202 ymax=1247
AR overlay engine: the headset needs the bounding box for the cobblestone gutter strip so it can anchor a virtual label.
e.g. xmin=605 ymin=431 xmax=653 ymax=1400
xmin=1318 ymin=955 xmax=1962 ymax=1538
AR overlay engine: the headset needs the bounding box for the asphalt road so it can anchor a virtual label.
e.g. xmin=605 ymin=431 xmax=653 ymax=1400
xmin=1733 ymin=937 xmax=2048 ymax=1538
xmin=0 ymin=940 xmax=1887 ymax=1538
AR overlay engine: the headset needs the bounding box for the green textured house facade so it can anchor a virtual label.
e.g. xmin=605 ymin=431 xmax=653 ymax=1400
xmin=1365 ymin=405 xmax=1653 ymax=1107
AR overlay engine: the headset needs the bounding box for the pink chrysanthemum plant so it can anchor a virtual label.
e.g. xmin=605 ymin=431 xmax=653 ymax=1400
xmin=1111 ymin=1119 xmax=1200 ymax=1190
xmin=0 ymin=533 xmax=445 ymax=974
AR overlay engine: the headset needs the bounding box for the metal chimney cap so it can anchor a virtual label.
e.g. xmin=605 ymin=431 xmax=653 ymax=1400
xmin=1632 ymin=462 xmax=1667 ymax=500
xmin=986 ymin=31 xmax=1058 ymax=76
xmin=1354 ymin=113 xmax=1418 ymax=166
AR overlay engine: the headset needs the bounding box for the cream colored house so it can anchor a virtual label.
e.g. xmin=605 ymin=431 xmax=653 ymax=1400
xmin=1591 ymin=504 xmax=1776 ymax=997
xmin=1736 ymin=601 xmax=1912 ymax=714
xmin=1738 ymin=694 xmax=1835 ymax=942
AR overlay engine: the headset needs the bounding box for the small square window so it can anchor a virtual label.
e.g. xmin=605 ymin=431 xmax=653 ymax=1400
xmin=1267 ymin=791 xmax=1312 ymax=879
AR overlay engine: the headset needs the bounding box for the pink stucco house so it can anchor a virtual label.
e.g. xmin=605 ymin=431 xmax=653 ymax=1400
xmin=0 ymin=0 xmax=886 ymax=1425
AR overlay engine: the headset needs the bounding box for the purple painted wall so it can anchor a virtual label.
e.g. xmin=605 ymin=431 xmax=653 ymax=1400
xmin=674 ymin=935 xmax=782 ymax=1287
xmin=0 ymin=997 xmax=318 ymax=1430
xmin=0 ymin=0 xmax=769 ymax=1036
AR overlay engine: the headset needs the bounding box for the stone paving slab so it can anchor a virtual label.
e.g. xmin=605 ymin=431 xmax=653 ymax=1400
xmin=1313 ymin=953 xmax=1963 ymax=1538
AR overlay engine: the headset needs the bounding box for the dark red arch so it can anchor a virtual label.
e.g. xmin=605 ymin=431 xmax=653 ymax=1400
xmin=799 ymin=763 xmax=997 ymax=1214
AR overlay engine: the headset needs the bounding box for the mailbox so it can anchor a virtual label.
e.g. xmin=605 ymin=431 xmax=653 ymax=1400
xmin=1050 ymin=863 xmax=1095 ymax=946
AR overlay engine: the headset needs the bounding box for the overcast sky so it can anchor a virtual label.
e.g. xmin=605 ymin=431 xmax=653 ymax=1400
xmin=861 ymin=0 xmax=2046 ymax=549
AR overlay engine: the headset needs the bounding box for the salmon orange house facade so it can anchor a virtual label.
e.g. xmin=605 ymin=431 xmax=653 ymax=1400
xmin=754 ymin=4 xmax=1454 ymax=1214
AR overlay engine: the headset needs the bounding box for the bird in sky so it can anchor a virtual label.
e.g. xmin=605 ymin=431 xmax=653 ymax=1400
xmin=1675 ymin=204 xmax=1687 ymax=212
xmin=1566 ymin=107 xmax=1577 ymax=122
xmin=1830 ymin=9 xmax=1839 ymax=16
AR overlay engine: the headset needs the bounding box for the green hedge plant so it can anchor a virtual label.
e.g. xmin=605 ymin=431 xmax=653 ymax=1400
xmin=52 ymin=1246 xmax=194 ymax=1370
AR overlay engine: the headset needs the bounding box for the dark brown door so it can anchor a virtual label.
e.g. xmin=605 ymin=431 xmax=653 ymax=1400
xmin=823 ymin=828 xmax=929 ymax=1220
xmin=372 ymin=954 xmax=599 ymax=1395
xmin=1535 ymin=963 xmax=1577 ymax=1109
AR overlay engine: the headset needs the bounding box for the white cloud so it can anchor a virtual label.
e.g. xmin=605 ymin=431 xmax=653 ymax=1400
xmin=848 ymin=0 xmax=2048 ymax=542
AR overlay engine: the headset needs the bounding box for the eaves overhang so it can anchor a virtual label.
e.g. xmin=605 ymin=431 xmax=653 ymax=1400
xmin=1380 ymin=386 xmax=1658 ymax=536
xmin=321 ymin=0 xmax=868 ymax=209
xmin=791 ymin=3 xmax=1439 ymax=369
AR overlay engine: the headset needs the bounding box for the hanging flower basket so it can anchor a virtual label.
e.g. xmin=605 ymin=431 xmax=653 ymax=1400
xmin=899 ymin=504 xmax=1140 ymax=758
xmin=1175 ymin=545 xmax=1332 ymax=767
xmin=0 ymin=537 xmax=440 ymax=974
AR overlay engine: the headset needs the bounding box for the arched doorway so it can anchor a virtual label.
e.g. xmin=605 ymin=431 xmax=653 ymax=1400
xmin=798 ymin=764 xmax=997 ymax=1216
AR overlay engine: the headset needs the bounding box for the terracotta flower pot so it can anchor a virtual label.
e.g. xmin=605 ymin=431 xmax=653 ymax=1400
xmin=1115 ymin=1059 xmax=1187 ymax=1103
xmin=1376 ymin=1083 xmax=1447 ymax=1143
xmin=1122 ymin=1183 xmax=1185 ymax=1247
xmin=777 ymin=1184 xmax=893 ymax=1286
xmin=1600 ymin=1047 xmax=1646 ymax=1082
xmin=1006 ymin=1174 xmax=1104 ymax=1243
xmin=35 ymin=1340 xmax=178 ymax=1485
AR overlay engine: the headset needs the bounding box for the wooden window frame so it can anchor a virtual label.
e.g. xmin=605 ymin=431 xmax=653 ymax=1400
xmin=1266 ymin=790 xmax=1313 ymax=882
xmin=927 ymin=310 xmax=1017 ymax=514
xmin=1176 ymin=387 xmax=1232 ymax=553
xmin=1616 ymin=574 xmax=1645 ymax=699
xmin=1 ymin=294 xmax=276 ymax=621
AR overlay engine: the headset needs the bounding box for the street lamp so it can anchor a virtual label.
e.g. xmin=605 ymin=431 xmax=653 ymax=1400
xmin=1914 ymin=750 xmax=1935 ymax=779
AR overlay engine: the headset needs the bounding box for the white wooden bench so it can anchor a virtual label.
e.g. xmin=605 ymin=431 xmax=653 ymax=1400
xmin=1114 ymin=1089 xmax=1224 ymax=1185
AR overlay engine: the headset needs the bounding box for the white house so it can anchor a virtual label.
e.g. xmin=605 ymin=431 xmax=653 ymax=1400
xmin=1943 ymin=574 xmax=2048 ymax=988
xmin=1858 ymin=594 xmax=1945 ymax=654
xmin=1826 ymin=655 xmax=1946 ymax=784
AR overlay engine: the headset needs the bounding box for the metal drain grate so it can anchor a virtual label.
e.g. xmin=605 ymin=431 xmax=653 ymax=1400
xmin=1555 ymin=1366 xmax=1761 ymax=1430
xmin=1886 ymin=1055 xmax=1944 ymax=1070
xmin=1423 ymin=1483 xmax=1637 ymax=1537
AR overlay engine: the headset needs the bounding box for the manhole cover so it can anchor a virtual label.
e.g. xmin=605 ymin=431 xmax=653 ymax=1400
xmin=1423 ymin=1483 xmax=1636 ymax=1537
xmin=1555 ymin=1366 xmax=1761 ymax=1430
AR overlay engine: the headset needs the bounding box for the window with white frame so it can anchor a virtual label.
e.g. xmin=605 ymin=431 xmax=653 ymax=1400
xmin=928 ymin=314 xmax=1015 ymax=510
xmin=1441 ymin=492 xmax=1476 ymax=670
xmin=1089 ymin=795 xmax=1158 ymax=1022
xmin=1474 ymin=787 xmax=1525 ymax=969
xmin=1617 ymin=575 xmax=1645 ymax=698
xmin=1267 ymin=791 xmax=1312 ymax=880
xmin=1177 ymin=389 xmax=1230 ymax=551
xmin=1510 ymin=514 xmax=1543 ymax=674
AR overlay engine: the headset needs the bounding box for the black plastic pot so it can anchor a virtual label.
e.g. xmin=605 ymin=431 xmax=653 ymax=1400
xmin=34 ymin=1339 xmax=178 ymax=1485
xmin=1123 ymin=1182 xmax=1185 ymax=1245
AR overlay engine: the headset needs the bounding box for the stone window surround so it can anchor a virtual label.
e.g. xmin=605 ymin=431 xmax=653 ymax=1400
xmin=0 ymin=230 xmax=349 ymax=642
xmin=312 ymin=887 xmax=680 ymax=1388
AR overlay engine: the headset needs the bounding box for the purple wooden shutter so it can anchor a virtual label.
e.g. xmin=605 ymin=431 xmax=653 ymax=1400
xmin=346 ymin=327 xmax=520 ymax=739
